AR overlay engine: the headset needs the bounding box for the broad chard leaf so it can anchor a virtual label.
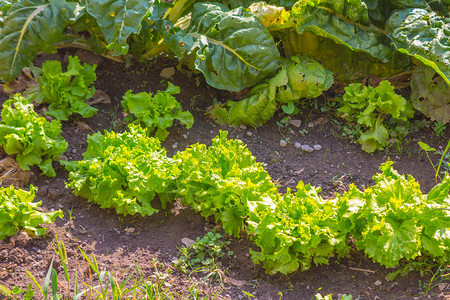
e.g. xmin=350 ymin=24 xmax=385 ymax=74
xmin=85 ymin=0 xmax=151 ymax=55
xmin=211 ymin=55 xmax=333 ymax=126
xmin=387 ymin=8 xmax=450 ymax=85
xmin=410 ymin=64 xmax=450 ymax=124
xmin=0 ymin=0 xmax=79 ymax=82
xmin=166 ymin=3 xmax=281 ymax=91
xmin=292 ymin=0 xmax=400 ymax=64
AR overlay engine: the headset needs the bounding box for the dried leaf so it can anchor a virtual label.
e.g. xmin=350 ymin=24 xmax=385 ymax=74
xmin=76 ymin=121 xmax=94 ymax=132
xmin=87 ymin=89 xmax=111 ymax=105
xmin=0 ymin=157 xmax=31 ymax=188
xmin=2 ymin=68 xmax=38 ymax=94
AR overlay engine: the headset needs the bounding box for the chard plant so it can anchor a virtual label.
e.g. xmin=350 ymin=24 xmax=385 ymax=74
xmin=0 ymin=0 xmax=448 ymax=126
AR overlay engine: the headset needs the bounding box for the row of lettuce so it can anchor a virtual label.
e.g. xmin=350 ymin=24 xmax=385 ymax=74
xmin=0 ymin=0 xmax=449 ymax=128
xmin=1 ymin=92 xmax=449 ymax=274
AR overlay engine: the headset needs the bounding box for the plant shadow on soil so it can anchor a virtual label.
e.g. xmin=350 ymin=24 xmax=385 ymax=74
xmin=0 ymin=49 xmax=449 ymax=299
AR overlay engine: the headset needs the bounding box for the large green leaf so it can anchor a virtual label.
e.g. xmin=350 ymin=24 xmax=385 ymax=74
xmin=410 ymin=64 xmax=450 ymax=123
xmin=0 ymin=0 xmax=78 ymax=82
xmin=387 ymin=8 xmax=450 ymax=85
xmin=210 ymin=55 xmax=333 ymax=126
xmin=166 ymin=3 xmax=281 ymax=91
xmin=292 ymin=0 xmax=400 ymax=64
xmin=85 ymin=0 xmax=151 ymax=55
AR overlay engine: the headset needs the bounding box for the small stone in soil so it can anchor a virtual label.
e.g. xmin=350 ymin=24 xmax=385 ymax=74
xmin=172 ymin=143 xmax=178 ymax=149
xmin=160 ymin=67 xmax=175 ymax=79
xmin=181 ymin=238 xmax=195 ymax=247
xmin=47 ymin=188 xmax=61 ymax=200
xmin=313 ymin=144 xmax=322 ymax=151
xmin=374 ymin=280 xmax=382 ymax=286
xmin=247 ymin=131 xmax=252 ymax=137
xmin=183 ymin=134 xmax=188 ymax=139
xmin=280 ymin=140 xmax=287 ymax=147
xmin=301 ymin=144 xmax=314 ymax=153
xmin=239 ymin=124 xmax=247 ymax=130
xmin=38 ymin=185 xmax=49 ymax=197
xmin=289 ymin=119 xmax=302 ymax=128
xmin=294 ymin=142 xmax=301 ymax=148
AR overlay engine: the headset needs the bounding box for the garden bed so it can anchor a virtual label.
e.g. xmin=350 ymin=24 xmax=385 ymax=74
xmin=0 ymin=50 xmax=449 ymax=299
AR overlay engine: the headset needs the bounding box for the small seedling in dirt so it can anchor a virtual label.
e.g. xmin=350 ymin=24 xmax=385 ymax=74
xmin=433 ymin=121 xmax=447 ymax=137
xmin=174 ymin=231 xmax=233 ymax=274
xmin=418 ymin=139 xmax=450 ymax=181
xmin=276 ymin=102 xmax=298 ymax=135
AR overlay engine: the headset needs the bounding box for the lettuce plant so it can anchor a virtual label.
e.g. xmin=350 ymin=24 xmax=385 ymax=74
xmin=174 ymin=131 xmax=279 ymax=237
xmin=65 ymin=124 xmax=179 ymax=216
xmin=336 ymin=80 xmax=415 ymax=153
xmin=30 ymin=56 xmax=97 ymax=121
xmin=0 ymin=94 xmax=68 ymax=177
xmin=248 ymin=182 xmax=350 ymax=274
xmin=337 ymin=161 xmax=450 ymax=268
xmin=0 ymin=185 xmax=63 ymax=240
xmin=121 ymin=82 xmax=193 ymax=141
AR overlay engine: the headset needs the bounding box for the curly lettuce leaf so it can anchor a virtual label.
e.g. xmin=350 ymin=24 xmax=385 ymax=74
xmin=65 ymin=124 xmax=179 ymax=216
xmin=165 ymin=3 xmax=281 ymax=91
xmin=0 ymin=94 xmax=68 ymax=177
xmin=337 ymin=81 xmax=414 ymax=153
xmin=0 ymin=185 xmax=63 ymax=240
xmin=0 ymin=0 xmax=79 ymax=82
xmin=338 ymin=161 xmax=425 ymax=268
xmin=30 ymin=56 xmax=97 ymax=120
xmin=174 ymin=131 xmax=278 ymax=237
xmin=420 ymin=175 xmax=450 ymax=263
xmin=121 ymin=82 xmax=193 ymax=141
xmin=248 ymin=182 xmax=350 ymax=274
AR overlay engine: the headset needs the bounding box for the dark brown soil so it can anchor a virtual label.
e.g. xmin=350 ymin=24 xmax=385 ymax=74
xmin=0 ymin=50 xmax=449 ymax=300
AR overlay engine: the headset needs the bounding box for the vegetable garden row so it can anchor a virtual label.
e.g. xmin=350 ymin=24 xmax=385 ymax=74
xmin=1 ymin=87 xmax=449 ymax=276
xmin=0 ymin=0 xmax=449 ymax=297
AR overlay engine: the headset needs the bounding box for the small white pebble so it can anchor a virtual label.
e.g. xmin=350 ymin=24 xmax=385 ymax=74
xmin=313 ymin=144 xmax=322 ymax=151
xmin=172 ymin=143 xmax=178 ymax=149
xmin=247 ymin=131 xmax=252 ymax=137
xmin=239 ymin=124 xmax=247 ymax=130
xmin=294 ymin=142 xmax=301 ymax=148
xmin=183 ymin=134 xmax=188 ymax=139
xmin=280 ymin=140 xmax=287 ymax=147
